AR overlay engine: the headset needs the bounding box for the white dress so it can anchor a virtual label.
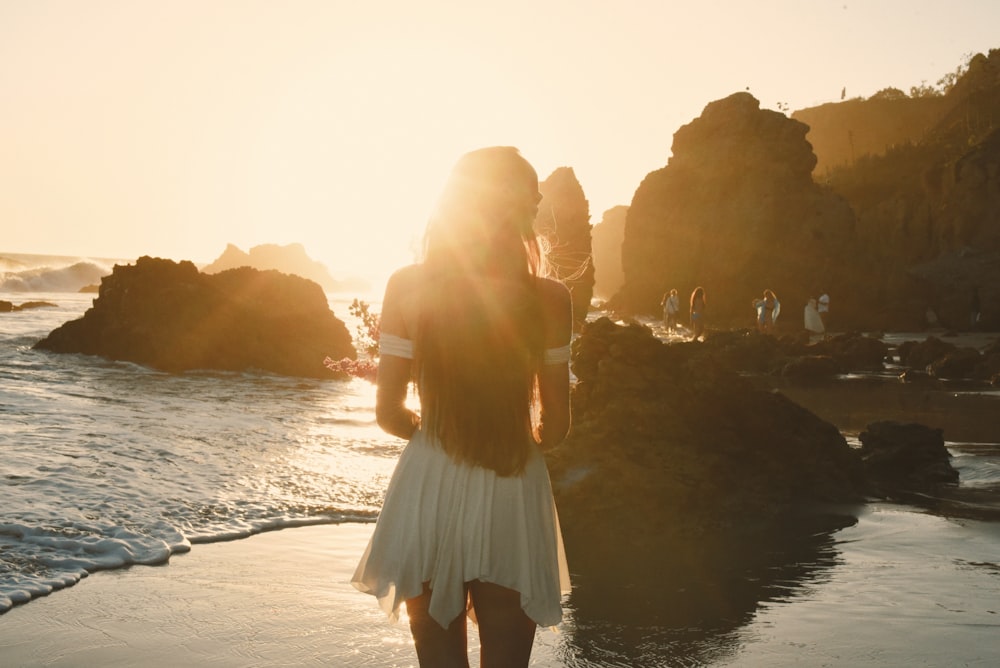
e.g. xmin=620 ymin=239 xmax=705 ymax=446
xmin=351 ymin=335 xmax=571 ymax=629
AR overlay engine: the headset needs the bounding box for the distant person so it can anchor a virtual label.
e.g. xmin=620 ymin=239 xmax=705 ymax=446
xmin=817 ymin=292 xmax=830 ymax=329
xmin=690 ymin=286 xmax=706 ymax=341
xmin=925 ymin=306 xmax=940 ymax=329
xmin=661 ymin=288 xmax=680 ymax=332
xmin=753 ymin=289 xmax=780 ymax=333
xmin=970 ymin=287 xmax=981 ymax=330
xmin=804 ymin=297 xmax=825 ymax=334
xmin=351 ymin=147 xmax=572 ymax=667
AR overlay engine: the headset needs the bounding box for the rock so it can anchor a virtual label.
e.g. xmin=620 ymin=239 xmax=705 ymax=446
xmin=534 ymin=167 xmax=594 ymax=330
xmin=14 ymin=301 xmax=58 ymax=311
xmin=811 ymin=332 xmax=889 ymax=371
xmin=201 ymin=242 xmax=368 ymax=294
xmin=612 ymin=92 xmax=860 ymax=328
xmin=781 ymin=354 xmax=841 ymax=380
xmin=897 ymin=336 xmax=957 ymax=369
xmin=546 ymin=317 xmax=866 ymax=574
xmin=928 ymin=347 xmax=982 ymax=379
xmin=0 ymin=300 xmax=58 ymax=313
xmin=859 ymin=421 xmax=959 ymax=489
xmin=33 ymin=256 xmax=356 ymax=378
xmin=590 ymin=205 xmax=627 ymax=300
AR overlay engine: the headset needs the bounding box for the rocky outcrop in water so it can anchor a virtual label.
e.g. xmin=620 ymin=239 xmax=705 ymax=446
xmin=546 ymin=318 xmax=867 ymax=574
xmin=33 ymin=256 xmax=356 ymax=378
xmin=859 ymin=421 xmax=959 ymax=491
xmin=1 ymin=300 xmax=58 ymax=312
xmin=546 ymin=320 xmax=999 ymax=563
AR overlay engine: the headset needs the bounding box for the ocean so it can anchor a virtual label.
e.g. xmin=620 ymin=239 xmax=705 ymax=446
xmin=2 ymin=254 xmax=1000 ymax=666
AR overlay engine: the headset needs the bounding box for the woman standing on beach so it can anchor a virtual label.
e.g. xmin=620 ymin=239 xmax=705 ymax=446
xmin=352 ymin=147 xmax=573 ymax=667
xmin=690 ymin=286 xmax=706 ymax=341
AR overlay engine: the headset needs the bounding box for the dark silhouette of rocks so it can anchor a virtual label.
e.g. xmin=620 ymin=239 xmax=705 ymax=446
xmin=546 ymin=318 xmax=867 ymax=569
xmin=897 ymin=334 xmax=1000 ymax=382
xmin=793 ymin=93 xmax=948 ymax=176
xmin=613 ymin=92 xmax=861 ymax=329
xmin=806 ymin=49 xmax=1000 ymax=331
xmin=33 ymin=256 xmax=356 ymax=378
xmin=545 ymin=319 xmax=998 ymax=602
xmin=201 ymin=242 xmax=369 ymax=294
xmin=859 ymin=421 xmax=959 ymax=490
xmin=1 ymin=300 xmax=58 ymax=312
xmin=590 ymin=205 xmax=627 ymax=300
xmin=604 ymin=49 xmax=1000 ymax=334
xmin=534 ymin=167 xmax=595 ymax=330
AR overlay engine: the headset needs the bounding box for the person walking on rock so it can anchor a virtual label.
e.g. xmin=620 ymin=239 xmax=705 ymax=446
xmin=662 ymin=289 xmax=680 ymax=332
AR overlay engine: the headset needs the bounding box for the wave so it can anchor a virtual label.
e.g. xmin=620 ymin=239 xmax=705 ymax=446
xmin=0 ymin=259 xmax=115 ymax=293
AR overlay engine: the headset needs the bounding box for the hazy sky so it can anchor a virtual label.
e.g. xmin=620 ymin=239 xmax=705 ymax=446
xmin=3 ymin=1 xmax=998 ymax=284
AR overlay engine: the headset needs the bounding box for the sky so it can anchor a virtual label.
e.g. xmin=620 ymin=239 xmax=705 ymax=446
xmin=3 ymin=0 xmax=999 ymax=286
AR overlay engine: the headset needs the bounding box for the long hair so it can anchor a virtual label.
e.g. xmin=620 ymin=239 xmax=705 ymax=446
xmin=690 ymin=286 xmax=705 ymax=310
xmin=415 ymin=147 xmax=545 ymax=476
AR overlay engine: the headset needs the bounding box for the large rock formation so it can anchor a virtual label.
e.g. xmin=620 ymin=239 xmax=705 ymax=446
xmin=801 ymin=49 xmax=1000 ymax=331
xmin=534 ymin=167 xmax=595 ymax=329
xmin=34 ymin=256 xmax=356 ymax=378
xmin=546 ymin=318 xmax=867 ymax=575
xmin=590 ymin=205 xmax=628 ymax=300
xmin=543 ymin=319 xmax=994 ymax=638
xmin=615 ymin=92 xmax=861 ymax=329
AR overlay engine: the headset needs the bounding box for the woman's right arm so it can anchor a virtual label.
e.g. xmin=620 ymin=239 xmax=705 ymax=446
xmin=375 ymin=268 xmax=420 ymax=440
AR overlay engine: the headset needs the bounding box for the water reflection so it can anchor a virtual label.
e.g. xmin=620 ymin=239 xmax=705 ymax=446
xmin=558 ymin=514 xmax=854 ymax=666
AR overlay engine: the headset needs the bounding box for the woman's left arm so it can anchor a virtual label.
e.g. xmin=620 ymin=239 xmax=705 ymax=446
xmin=375 ymin=268 xmax=420 ymax=440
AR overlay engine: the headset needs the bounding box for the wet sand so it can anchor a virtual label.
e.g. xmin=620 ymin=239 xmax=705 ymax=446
xmin=0 ymin=523 xmax=564 ymax=667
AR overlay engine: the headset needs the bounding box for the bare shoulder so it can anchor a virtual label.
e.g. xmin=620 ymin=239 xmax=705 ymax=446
xmin=385 ymin=264 xmax=423 ymax=292
xmin=381 ymin=264 xmax=424 ymax=337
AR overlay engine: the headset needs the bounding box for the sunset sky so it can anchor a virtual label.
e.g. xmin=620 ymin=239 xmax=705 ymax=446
xmin=3 ymin=1 xmax=998 ymax=285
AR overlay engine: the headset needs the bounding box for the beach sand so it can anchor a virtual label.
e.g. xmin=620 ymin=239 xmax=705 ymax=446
xmin=0 ymin=523 xmax=565 ymax=667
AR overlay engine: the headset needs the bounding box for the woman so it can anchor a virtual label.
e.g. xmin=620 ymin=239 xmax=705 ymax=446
xmin=352 ymin=147 xmax=573 ymax=667
xmin=662 ymin=288 xmax=680 ymax=332
xmin=690 ymin=286 xmax=706 ymax=341
xmin=753 ymin=289 xmax=780 ymax=333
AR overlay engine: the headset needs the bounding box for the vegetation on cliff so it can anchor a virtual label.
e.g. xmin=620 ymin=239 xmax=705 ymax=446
xmin=607 ymin=48 xmax=1000 ymax=334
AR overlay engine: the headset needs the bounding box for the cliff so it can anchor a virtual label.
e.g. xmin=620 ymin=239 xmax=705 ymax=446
xmin=590 ymin=205 xmax=628 ymax=300
xmin=201 ymin=242 xmax=368 ymax=294
xmin=534 ymin=167 xmax=595 ymax=329
xmin=614 ymin=92 xmax=865 ymax=328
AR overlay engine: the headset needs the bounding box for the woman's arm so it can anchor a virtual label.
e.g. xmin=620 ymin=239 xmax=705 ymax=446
xmin=536 ymin=278 xmax=572 ymax=449
xmin=375 ymin=268 xmax=420 ymax=440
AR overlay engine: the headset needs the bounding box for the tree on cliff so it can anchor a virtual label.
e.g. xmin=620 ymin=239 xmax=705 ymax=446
xmin=534 ymin=167 xmax=595 ymax=330
xmin=818 ymin=48 xmax=1000 ymax=329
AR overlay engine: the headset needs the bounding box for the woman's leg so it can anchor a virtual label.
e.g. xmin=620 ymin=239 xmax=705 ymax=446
xmin=406 ymin=583 xmax=470 ymax=667
xmin=468 ymin=580 xmax=536 ymax=668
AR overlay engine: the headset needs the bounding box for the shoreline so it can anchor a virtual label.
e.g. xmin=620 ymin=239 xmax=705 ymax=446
xmin=0 ymin=523 xmax=563 ymax=667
